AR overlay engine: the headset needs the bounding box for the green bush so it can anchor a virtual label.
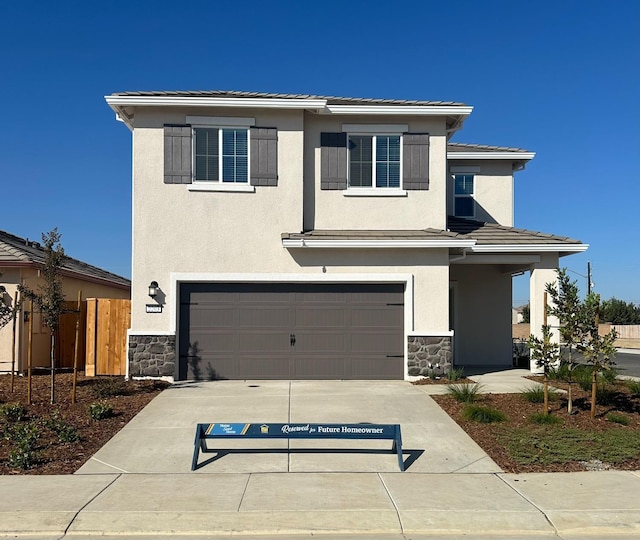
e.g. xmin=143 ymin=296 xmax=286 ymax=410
xmin=595 ymin=385 xmax=618 ymax=406
xmin=600 ymin=368 xmax=619 ymax=385
xmin=529 ymin=412 xmax=561 ymax=425
xmin=548 ymin=363 xmax=571 ymax=381
xmin=447 ymin=367 xmax=465 ymax=381
xmin=1 ymin=403 xmax=27 ymax=423
xmin=45 ymin=410 xmax=79 ymax=443
xmin=462 ymin=404 xmax=507 ymax=423
xmin=446 ymin=383 xmax=482 ymax=403
xmin=573 ymin=366 xmax=594 ymax=391
xmin=88 ymin=401 xmax=114 ymax=420
xmin=607 ymin=412 xmax=629 ymax=426
xmin=520 ymin=385 xmax=558 ymax=403
xmin=626 ymin=380 xmax=640 ymax=397
xmin=5 ymin=421 xmax=40 ymax=470
xmin=92 ymin=377 xmax=131 ymax=398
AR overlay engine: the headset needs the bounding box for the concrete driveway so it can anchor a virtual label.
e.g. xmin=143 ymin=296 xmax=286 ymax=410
xmin=76 ymin=380 xmax=500 ymax=474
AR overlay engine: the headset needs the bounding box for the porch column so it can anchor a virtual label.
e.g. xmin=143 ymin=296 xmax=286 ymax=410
xmin=529 ymin=253 xmax=560 ymax=372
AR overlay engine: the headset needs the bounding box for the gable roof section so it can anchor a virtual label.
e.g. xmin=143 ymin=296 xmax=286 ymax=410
xmin=0 ymin=230 xmax=130 ymax=289
xmin=282 ymin=218 xmax=587 ymax=255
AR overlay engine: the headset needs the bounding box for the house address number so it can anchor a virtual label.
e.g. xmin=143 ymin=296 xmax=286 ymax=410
xmin=146 ymin=304 xmax=162 ymax=313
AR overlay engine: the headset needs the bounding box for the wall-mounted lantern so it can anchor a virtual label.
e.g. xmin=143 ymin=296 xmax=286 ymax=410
xmin=148 ymin=281 xmax=159 ymax=299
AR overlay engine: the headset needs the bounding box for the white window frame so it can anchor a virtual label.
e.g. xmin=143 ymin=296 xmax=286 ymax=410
xmin=188 ymin=116 xmax=255 ymax=192
xmin=453 ymin=173 xmax=475 ymax=218
xmin=342 ymin=124 xmax=409 ymax=197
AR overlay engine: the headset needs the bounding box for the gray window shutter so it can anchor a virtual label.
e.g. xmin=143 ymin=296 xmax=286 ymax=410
xmin=164 ymin=125 xmax=192 ymax=184
xmin=403 ymin=133 xmax=429 ymax=190
xmin=320 ymin=132 xmax=347 ymax=190
xmin=250 ymin=127 xmax=278 ymax=186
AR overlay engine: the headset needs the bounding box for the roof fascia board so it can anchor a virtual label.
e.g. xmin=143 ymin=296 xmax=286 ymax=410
xmin=283 ymin=239 xmax=477 ymax=249
xmin=471 ymin=244 xmax=588 ymax=253
xmin=325 ymin=105 xmax=473 ymax=116
xmin=105 ymin=95 xmax=328 ymax=110
xmin=447 ymin=151 xmax=536 ymax=160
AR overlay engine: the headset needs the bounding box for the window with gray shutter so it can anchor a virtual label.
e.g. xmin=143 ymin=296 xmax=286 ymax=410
xmin=320 ymin=132 xmax=348 ymax=190
xmin=403 ymin=133 xmax=430 ymax=190
xmin=164 ymin=125 xmax=192 ymax=184
xmin=250 ymin=127 xmax=278 ymax=186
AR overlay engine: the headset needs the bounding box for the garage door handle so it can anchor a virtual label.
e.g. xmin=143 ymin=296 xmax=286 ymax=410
xmin=290 ymin=334 xmax=296 ymax=346
xmin=386 ymin=354 xmax=403 ymax=358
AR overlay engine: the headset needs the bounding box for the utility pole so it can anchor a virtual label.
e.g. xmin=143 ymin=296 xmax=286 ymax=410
xmin=587 ymin=261 xmax=592 ymax=295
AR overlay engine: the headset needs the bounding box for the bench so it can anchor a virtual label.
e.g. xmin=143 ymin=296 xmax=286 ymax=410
xmin=191 ymin=422 xmax=404 ymax=471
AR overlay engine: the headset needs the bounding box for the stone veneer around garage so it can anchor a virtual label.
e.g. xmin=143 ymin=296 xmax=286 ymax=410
xmin=407 ymin=335 xmax=452 ymax=377
xmin=128 ymin=334 xmax=176 ymax=377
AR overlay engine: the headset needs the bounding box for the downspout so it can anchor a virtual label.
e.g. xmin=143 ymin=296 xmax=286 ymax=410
xmin=449 ymin=247 xmax=470 ymax=263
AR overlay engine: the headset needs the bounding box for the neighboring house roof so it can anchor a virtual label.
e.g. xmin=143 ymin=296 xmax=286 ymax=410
xmin=447 ymin=142 xmax=535 ymax=170
xmin=110 ymin=90 xmax=467 ymax=107
xmin=447 ymin=142 xmax=531 ymax=153
xmin=282 ymin=218 xmax=586 ymax=255
xmin=0 ymin=230 xmax=130 ymax=289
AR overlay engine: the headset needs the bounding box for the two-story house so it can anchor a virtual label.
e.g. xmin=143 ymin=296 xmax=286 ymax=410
xmin=106 ymin=91 xmax=586 ymax=381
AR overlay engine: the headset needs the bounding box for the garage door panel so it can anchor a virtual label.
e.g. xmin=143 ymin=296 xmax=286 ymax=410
xmin=347 ymin=357 xmax=403 ymax=379
xmin=350 ymin=306 xmax=403 ymax=328
xmin=239 ymin=307 xmax=291 ymax=327
xmin=292 ymin=357 xmax=345 ymax=379
xmin=351 ymin=332 xmax=403 ymax=354
xmin=293 ymin=332 xmax=347 ymax=353
xmin=238 ymin=332 xmax=290 ymax=353
xmin=293 ymin=307 xmax=346 ymax=328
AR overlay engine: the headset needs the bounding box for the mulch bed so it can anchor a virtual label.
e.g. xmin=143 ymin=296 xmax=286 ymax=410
xmin=432 ymin=379 xmax=640 ymax=473
xmin=0 ymin=372 xmax=167 ymax=474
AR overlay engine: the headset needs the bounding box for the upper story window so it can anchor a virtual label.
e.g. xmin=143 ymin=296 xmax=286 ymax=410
xmin=348 ymin=135 xmax=401 ymax=189
xmin=194 ymin=127 xmax=248 ymax=183
xmin=454 ymin=174 xmax=475 ymax=217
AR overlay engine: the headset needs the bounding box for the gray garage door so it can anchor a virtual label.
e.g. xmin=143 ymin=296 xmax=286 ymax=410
xmin=178 ymin=283 xmax=404 ymax=380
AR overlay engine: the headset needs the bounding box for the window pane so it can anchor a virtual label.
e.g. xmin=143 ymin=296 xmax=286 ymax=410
xmin=349 ymin=136 xmax=373 ymax=187
xmin=454 ymin=174 xmax=474 ymax=195
xmin=455 ymin=197 xmax=474 ymax=217
xmin=375 ymin=136 xmax=400 ymax=188
xmin=221 ymin=128 xmax=248 ymax=183
xmin=194 ymin=128 xmax=218 ymax=181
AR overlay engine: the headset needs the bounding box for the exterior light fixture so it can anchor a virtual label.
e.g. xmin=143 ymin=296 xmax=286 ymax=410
xmin=0 ymin=286 xmax=6 ymax=294
xmin=148 ymin=281 xmax=159 ymax=298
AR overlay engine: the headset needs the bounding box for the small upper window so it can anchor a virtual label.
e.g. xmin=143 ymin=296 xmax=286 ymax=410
xmin=454 ymin=174 xmax=474 ymax=217
xmin=348 ymin=135 xmax=401 ymax=188
xmin=194 ymin=127 xmax=248 ymax=183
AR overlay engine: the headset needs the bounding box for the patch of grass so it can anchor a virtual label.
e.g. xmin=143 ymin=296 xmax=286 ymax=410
xmin=462 ymin=404 xmax=507 ymax=423
xmin=0 ymin=403 xmax=27 ymax=423
xmin=529 ymin=412 xmax=562 ymax=425
xmin=497 ymin=426 xmax=640 ymax=465
xmin=88 ymin=401 xmax=114 ymax=420
xmin=447 ymin=367 xmax=465 ymax=381
xmin=626 ymin=380 xmax=640 ymax=397
xmin=520 ymin=385 xmax=558 ymax=403
xmin=92 ymin=377 xmax=131 ymax=398
xmin=607 ymin=412 xmax=629 ymax=426
xmin=446 ymin=383 xmax=482 ymax=403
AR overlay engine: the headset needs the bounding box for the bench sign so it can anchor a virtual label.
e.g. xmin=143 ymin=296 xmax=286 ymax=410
xmin=192 ymin=422 xmax=404 ymax=471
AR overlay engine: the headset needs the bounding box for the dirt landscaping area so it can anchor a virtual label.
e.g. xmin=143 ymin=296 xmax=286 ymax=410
xmin=0 ymin=372 xmax=167 ymax=474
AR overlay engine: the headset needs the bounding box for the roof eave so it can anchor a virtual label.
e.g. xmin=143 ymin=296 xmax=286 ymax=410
xmin=471 ymin=244 xmax=588 ymax=253
xmin=447 ymin=151 xmax=536 ymax=160
xmin=282 ymin=239 xmax=476 ymax=249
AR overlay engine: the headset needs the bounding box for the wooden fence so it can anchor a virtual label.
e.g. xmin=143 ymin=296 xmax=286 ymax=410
xmin=56 ymin=300 xmax=87 ymax=369
xmin=85 ymin=299 xmax=131 ymax=376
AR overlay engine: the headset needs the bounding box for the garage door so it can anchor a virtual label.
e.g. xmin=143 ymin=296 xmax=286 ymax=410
xmin=178 ymin=283 xmax=404 ymax=380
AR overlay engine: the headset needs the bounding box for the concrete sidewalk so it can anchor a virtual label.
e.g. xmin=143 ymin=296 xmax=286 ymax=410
xmin=1 ymin=372 xmax=639 ymax=538
xmin=1 ymin=470 xmax=639 ymax=537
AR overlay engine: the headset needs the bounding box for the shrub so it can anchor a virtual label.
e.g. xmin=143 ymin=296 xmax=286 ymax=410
xmin=600 ymin=368 xmax=619 ymax=385
xmin=5 ymin=421 xmax=40 ymax=470
xmin=1 ymin=403 xmax=27 ymax=423
xmin=595 ymin=385 xmax=618 ymax=406
xmin=462 ymin=404 xmax=506 ymax=423
xmin=88 ymin=401 xmax=114 ymax=420
xmin=626 ymin=380 xmax=640 ymax=397
xmin=92 ymin=377 xmax=131 ymax=398
xmin=520 ymin=385 xmax=558 ymax=403
xmin=45 ymin=410 xmax=79 ymax=443
xmin=573 ymin=365 xmax=594 ymax=391
xmin=446 ymin=383 xmax=482 ymax=403
xmin=548 ymin=363 xmax=571 ymax=381
xmin=447 ymin=367 xmax=465 ymax=381
xmin=529 ymin=412 xmax=561 ymax=425
xmin=607 ymin=412 xmax=629 ymax=426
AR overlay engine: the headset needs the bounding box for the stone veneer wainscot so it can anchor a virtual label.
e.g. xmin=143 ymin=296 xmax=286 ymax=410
xmin=129 ymin=335 xmax=176 ymax=377
xmin=407 ymin=335 xmax=452 ymax=377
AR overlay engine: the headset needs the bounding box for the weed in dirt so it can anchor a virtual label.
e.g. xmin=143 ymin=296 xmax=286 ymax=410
xmin=447 ymin=367 xmax=465 ymax=381
xmin=91 ymin=377 xmax=132 ymax=398
xmin=626 ymin=380 xmax=640 ymax=397
xmin=520 ymin=385 xmax=558 ymax=403
xmin=45 ymin=410 xmax=80 ymax=443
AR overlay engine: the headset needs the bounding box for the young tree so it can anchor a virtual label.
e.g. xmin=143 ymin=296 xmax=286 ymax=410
xmin=579 ymin=292 xmax=618 ymax=418
xmin=545 ymin=269 xmax=582 ymax=414
xmin=18 ymin=229 xmax=66 ymax=404
xmin=528 ymin=324 xmax=560 ymax=414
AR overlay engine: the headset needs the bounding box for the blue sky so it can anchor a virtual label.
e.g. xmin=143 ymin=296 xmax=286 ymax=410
xmin=1 ymin=0 xmax=638 ymax=306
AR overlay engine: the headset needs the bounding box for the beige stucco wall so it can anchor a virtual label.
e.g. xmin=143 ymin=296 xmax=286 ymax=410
xmin=0 ymin=267 xmax=129 ymax=371
xmin=304 ymin=114 xmax=449 ymax=231
xmin=448 ymin=160 xmax=514 ymax=225
xmin=450 ymin=264 xmax=513 ymax=366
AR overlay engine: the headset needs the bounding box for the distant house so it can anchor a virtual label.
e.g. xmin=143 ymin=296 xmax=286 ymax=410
xmin=0 ymin=230 xmax=130 ymax=372
xmin=106 ymin=90 xmax=587 ymax=379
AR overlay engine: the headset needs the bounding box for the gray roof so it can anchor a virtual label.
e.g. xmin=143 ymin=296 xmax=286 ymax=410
xmin=111 ymin=90 xmax=467 ymax=107
xmin=0 ymin=230 xmax=130 ymax=288
xmin=446 ymin=217 xmax=582 ymax=245
xmin=283 ymin=218 xmax=583 ymax=247
xmin=447 ymin=142 xmax=531 ymax=153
